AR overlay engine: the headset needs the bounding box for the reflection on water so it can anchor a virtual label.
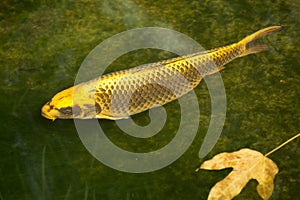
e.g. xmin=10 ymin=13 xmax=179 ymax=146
xmin=1 ymin=0 xmax=299 ymax=199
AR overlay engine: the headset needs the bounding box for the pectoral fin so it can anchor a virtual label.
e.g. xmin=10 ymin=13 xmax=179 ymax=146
xmin=96 ymin=113 xmax=129 ymax=120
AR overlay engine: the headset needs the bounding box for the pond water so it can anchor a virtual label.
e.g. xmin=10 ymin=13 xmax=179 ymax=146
xmin=1 ymin=0 xmax=299 ymax=199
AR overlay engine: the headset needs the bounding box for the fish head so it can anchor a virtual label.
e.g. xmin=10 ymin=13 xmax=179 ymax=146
xmin=41 ymin=87 xmax=78 ymax=120
xmin=41 ymin=83 xmax=101 ymax=120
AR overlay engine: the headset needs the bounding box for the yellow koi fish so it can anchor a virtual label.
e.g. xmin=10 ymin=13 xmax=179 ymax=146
xmin=41 ymin=26 xmax=282 ymax=120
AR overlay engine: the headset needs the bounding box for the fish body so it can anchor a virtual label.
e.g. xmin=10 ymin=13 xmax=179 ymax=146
xmin=41 ymin=26 xmax=282 ymax=120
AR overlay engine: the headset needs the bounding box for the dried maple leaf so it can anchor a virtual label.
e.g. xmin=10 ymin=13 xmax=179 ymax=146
xmin=199 ymin=148 xmax=279 ymax=200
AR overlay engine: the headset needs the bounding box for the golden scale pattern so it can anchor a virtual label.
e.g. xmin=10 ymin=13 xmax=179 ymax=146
xmin=94 ymin=43 xmax=243 ymax=118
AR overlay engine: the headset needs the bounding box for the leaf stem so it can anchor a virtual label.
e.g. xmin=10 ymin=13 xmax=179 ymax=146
xmin=265 ymin=133 xmax=300 ymax=157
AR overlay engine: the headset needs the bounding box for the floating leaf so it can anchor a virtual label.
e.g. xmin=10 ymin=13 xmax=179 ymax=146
xmin=199 ymin=148 xmax=279 ymax=200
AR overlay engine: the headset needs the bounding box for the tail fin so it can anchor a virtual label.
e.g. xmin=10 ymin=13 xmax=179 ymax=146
xmin=238 ymin=26 xmax=283 ymax=57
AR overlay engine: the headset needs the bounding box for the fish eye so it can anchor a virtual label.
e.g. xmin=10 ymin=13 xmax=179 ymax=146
xmin=58 ymin=106 xmax=73 ymax=115
xmin=57 ymin=105 xmax=82 ymax=117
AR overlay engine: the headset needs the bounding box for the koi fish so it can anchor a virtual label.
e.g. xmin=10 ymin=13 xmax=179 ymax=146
xmin=41 ymin=26 xmax=282 ymax=120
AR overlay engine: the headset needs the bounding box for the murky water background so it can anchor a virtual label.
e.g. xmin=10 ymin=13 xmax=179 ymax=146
xmin=1 ymin=0 xmax=299 ymax=199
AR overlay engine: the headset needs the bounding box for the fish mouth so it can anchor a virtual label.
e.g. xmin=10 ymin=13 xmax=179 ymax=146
xmin=41 ymin=111 xmax=56 ymax=121
xmin=41 ymin=105 xmax=56 ymax=121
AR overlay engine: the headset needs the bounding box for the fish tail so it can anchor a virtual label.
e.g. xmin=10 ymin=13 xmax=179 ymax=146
xmin=238 ymin=25 xmax=283 ymax=57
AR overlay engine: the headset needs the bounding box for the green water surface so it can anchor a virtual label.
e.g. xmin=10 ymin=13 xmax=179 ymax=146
xmin=1 ymin=0 xmax=299 ymax=199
